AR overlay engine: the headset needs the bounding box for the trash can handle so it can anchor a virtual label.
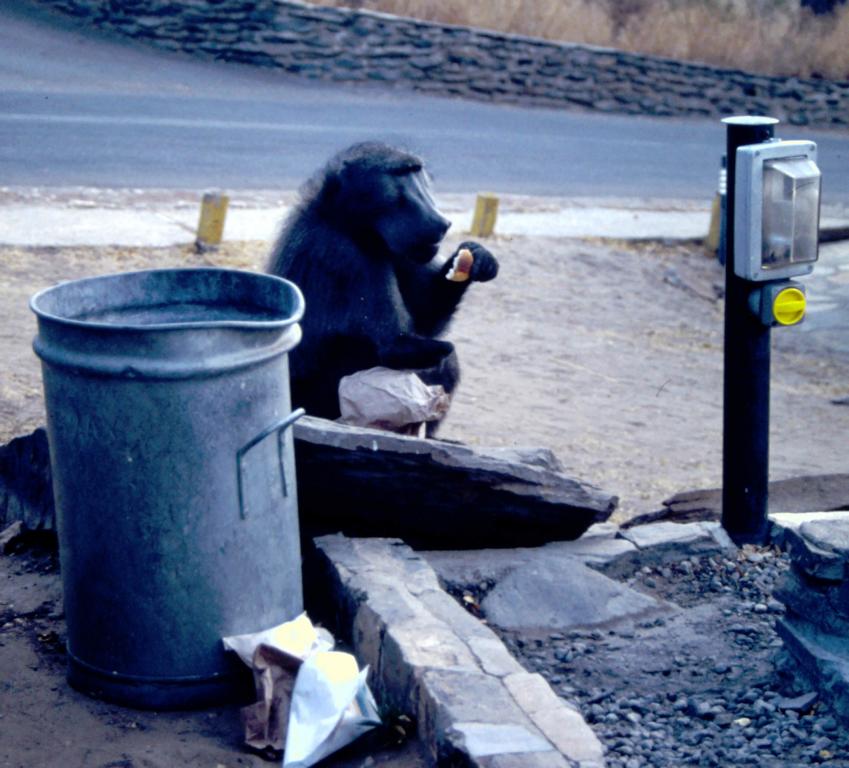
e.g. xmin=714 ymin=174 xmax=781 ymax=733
xmin=236 ymin=408 xmax=306 ymax=520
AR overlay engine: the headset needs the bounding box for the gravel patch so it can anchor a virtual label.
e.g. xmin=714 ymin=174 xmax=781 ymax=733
xmin=464 ymin=546 xmax=849 ymax=767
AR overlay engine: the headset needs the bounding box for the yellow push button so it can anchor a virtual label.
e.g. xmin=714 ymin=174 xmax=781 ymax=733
xmin=773 ymin=286 xmax=806 ymax=326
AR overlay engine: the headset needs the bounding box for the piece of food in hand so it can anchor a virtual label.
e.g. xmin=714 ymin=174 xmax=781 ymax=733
xmin=446 ymin=248 xmax=474 ymax=282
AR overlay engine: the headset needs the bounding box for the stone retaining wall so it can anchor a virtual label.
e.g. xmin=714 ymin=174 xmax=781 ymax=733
xmin=41 ymin=0 xmax=849 ymax=127
xmin=774 ymin=518 xmax=849 ymax=725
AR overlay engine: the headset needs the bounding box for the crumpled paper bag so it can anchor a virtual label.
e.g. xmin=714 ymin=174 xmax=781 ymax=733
xmin=283 ymin=651 xmax=381 ymax=768
xmin=223 ymin=614 xmax=381 ymax=767
xmin=222 ymin=614 xmax=334 ymax=754
xmin=338 ymin=367 xmax=451 ymax=434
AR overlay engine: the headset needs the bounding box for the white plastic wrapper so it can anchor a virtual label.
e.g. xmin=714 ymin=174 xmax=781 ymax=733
xmin=338 ymin=367 xmax=450 ymax=433
xmin=223 ymin=613 xmax=333 ymax=668
xmin=283 ymin=651 xmax=382 ymax=768
xmin=222 ymin=614 xmax=334 ymax=754
xmin=223 ymin=615 xmax=380 ymax=764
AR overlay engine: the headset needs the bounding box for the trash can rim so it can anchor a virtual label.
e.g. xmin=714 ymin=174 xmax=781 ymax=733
xmin=29 ymin=267 xmax=305 ymax=332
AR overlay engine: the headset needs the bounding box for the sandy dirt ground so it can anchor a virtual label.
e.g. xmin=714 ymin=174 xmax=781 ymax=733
xmin=5 ymin=230 xmax=847 ymax=519
xmin=441 ymin=233 xmax=849 ymax=522
xmin=0 ymin=536 xmax=430 ymax=768
xmin=2 ymin=229 xmax=848 ymax=767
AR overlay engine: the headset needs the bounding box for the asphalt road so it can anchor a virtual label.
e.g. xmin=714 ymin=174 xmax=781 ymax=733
xmin=1 ymin=0 xmax=848 ymax=202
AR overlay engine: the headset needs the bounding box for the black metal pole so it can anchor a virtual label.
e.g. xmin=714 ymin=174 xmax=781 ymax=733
xmin=721 ymin=116 xmax=778 ymax=545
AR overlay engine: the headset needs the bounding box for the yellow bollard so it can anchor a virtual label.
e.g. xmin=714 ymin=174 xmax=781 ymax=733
xmin=195 ymin=191 xmax=229 ymax=252
xmin=705 ymin=193 xmax=721 ymax=254
xmin=705 ymin=158 xmax=727 ymax=256
xmin=470 ymin=193 xmax=499 ymax=238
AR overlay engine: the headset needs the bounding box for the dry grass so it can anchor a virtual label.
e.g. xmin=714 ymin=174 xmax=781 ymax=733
xmin=312 ymin=0 xmax=849 ymax=79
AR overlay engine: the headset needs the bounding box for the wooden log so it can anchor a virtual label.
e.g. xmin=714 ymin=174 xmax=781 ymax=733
xmin=293 ymin=416 xmax=617 ymax=550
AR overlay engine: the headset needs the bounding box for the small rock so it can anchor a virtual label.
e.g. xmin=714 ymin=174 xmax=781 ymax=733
xmin=686 ymin=699 xmax=715 ymax=720
xmin=809 ymin=735 xmax=833 ymax=753
xmin=818 ymin=716 xmax=839 ymax=733
xmin=752 ymin=698 xmax=776 ymax=716
xmin=766 ymin=599 xmax=784 ymax=614
xmin=0 ymin=521 xmax=24 ymax=553
xmin=776 ymin=691 xmax=818 ymax=712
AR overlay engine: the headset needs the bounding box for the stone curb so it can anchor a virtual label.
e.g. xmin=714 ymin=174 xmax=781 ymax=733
xmin=0 ymin=202 xmax=714 ymax=248
xmin=769 ymin=510 xmax=849 ymax=549
xmin=307 ymin=534 xmax=606 ymax=768
xmin=552 ymin=520 xmax=735 ymax=578
xmin=771 ymin=516 xmax=849 ymax=726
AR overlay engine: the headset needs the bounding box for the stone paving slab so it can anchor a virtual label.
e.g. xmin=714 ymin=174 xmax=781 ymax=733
xmin=479 ymin=556 xmax=669 ymax=632
xmin=546 ymin=525 xmax=638 ymax=570
xmin=423 ymin=520 xmax=734 ymax=587
xmin=798 ymin=518 xmax=849 ymax=558
xmin=782 ymin=524 xmax=847 ymax=581
xmin=769 ymin=510 xmax=849 ymax=548
xmin=617 ymin=520 xmax=734 ymax=559
xmin=308 ymin=534 xmax=606 ymax=768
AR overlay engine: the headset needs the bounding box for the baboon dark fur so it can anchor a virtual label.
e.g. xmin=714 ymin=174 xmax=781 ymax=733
xmin=267 ymin=141 xmax=498 ymax=425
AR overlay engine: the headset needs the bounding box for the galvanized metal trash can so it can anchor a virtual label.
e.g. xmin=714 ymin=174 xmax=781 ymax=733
xmin=30 ymin=268 xmax=305 ymax=709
